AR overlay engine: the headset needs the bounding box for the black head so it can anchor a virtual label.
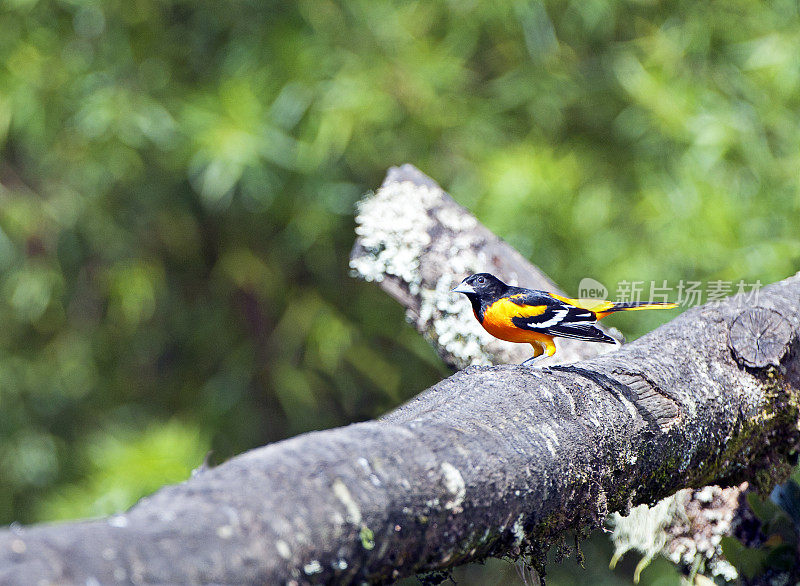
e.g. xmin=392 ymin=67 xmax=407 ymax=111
xmin=451 ymin=273 xmax=508 ymax=299
xmin=451 ymin=273 xmax=509 ymax=320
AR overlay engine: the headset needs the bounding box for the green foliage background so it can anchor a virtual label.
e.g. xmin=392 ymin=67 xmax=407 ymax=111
xmin=1 ymin=0 xmax=799 ymax=583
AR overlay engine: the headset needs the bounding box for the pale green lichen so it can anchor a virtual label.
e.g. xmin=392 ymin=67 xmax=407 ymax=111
xmin=440 ymin=462 xmax=466 ymax=511
xmin=332 ymin=478 xmax=362 ymax=525
xmin=609 ymin=493 xmax=682 ymax=582
xmin=511 ymin=514 xmax=526 ymax=548
xmin=108 ymin=514 xmax=128 ymax=528
xmin=360 ymin=526 xmax=375 ymax=550
xmin=610 ymin=487 xmax=741 ymax=583
xmin=350 ymin=182 xmax=438 ymax=294
xmin=351 ymin=179 xmax=516 ymax=368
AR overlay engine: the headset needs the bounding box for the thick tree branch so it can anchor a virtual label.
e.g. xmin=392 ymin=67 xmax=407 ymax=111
xmin=1 ymin=171 xmax=799 ymax=585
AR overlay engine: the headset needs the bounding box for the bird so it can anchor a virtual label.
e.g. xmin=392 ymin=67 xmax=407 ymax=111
xmin=452 ymin=273 xmax=677 ymax=364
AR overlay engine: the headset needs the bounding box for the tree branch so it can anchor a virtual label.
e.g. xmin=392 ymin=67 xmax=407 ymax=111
xmin=1 ymin=169 xmax=799 ymax=585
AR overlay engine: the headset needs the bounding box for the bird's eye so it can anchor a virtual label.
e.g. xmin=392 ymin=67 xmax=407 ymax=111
xmin=477 ymin=276 xmax=485 ymax=284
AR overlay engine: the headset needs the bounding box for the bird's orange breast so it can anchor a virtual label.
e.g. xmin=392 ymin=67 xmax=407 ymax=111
xmin=480 ymin=297 xmax=547 ymax=344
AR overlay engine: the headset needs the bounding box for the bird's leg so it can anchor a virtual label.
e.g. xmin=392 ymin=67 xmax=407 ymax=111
xmin=521 ymin=342 xmax=545 ymax=367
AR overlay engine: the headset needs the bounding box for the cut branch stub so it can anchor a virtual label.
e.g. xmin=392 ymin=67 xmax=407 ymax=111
xmin=729 ymin=307 xmax=794 ymax=368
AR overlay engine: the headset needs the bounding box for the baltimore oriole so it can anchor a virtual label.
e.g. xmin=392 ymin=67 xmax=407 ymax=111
xmin=452 ymin=273 xmax=677 ymax=363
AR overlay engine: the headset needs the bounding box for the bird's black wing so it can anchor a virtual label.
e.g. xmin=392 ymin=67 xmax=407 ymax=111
xmin=508 ymin=289 xmax=615 ymax=343
xmin=543 ymin=322 xmax=616 ymax=343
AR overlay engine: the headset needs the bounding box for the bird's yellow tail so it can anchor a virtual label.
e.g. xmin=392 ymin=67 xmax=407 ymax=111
xmin=593 ymin=300 xmax=678 ymax=319
xmin=550 ymin=293 xmax=677 ymax=319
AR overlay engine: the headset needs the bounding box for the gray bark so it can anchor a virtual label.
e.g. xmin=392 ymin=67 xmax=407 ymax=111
xmin=1 ymin=170 xmax=800 ymax=585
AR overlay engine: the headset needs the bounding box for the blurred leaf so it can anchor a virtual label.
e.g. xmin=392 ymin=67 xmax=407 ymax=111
xmin=771 ymin=479 xmax=800 ymax=531
xmin=35 ymin=419 xmax=208 ymax=521
xmin=720 ymin=536 xmax=767 ymax=580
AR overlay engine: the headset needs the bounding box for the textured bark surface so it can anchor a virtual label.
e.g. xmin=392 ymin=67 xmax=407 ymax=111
xmin=1 ymin=167 xmax=799 ymax=585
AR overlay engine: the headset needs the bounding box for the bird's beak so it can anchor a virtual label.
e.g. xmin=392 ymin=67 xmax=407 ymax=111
xmin=451 ymin=283 xmax=475 ymax=294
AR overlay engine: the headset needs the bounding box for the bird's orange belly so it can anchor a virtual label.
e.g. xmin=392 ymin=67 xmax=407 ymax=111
xmin=481 ymin=318 xmax=542 ymax=343
xmin=480 ymin=299 xmax=550 ymax=344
